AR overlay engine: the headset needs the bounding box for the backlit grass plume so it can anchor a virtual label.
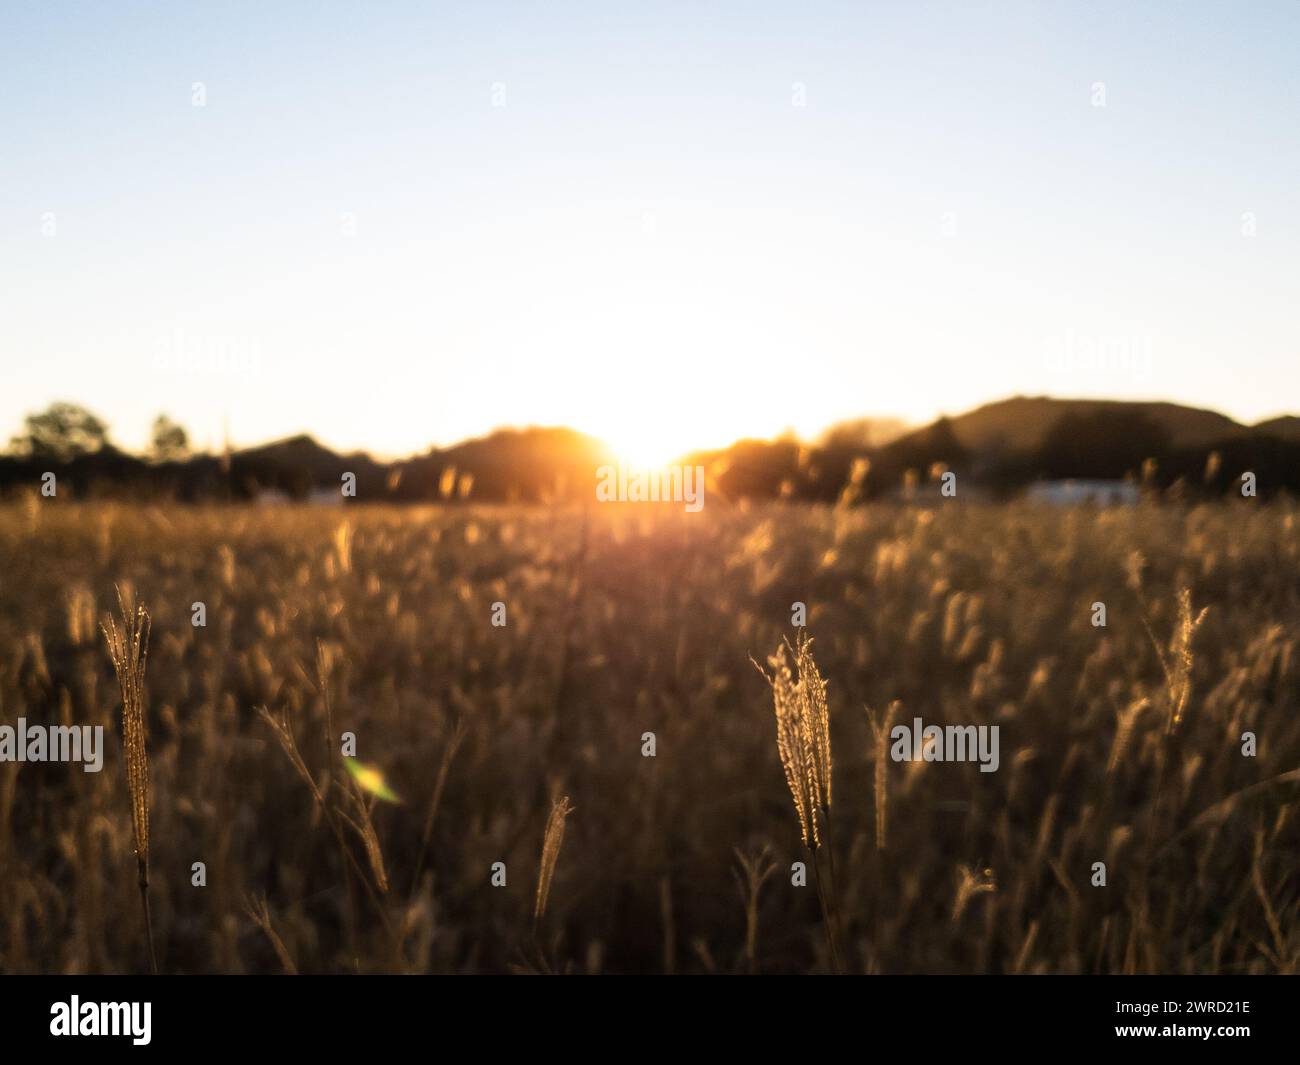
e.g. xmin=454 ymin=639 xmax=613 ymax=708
xmin=535 ymin=794 xmax=574 ymax=928
xmin=866 ymin=700 xmax=901 ymax=850
xmin=756 ymin=632 xmax=832 ymax=848
xmin=1163 ymin=588 xmax=1208 ymax=734
xmin=101 ymin=587 xmax=156 ymax=974
xmin=1141 ymin=587 xmax=1208 ymax=735
xmin=756 ymin=631 xmax=841 ymax=970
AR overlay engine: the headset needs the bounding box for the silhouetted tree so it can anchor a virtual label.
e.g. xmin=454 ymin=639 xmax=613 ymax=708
xmin=9 ymin=402 xmax=110 ymax=461
xmin=1036 ymin=410 xmax=1171 ymax=480
xmin=148 ymin=414 xmax=190 ymax=462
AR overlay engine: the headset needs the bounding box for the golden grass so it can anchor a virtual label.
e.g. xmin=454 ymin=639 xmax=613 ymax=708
xmin=757 ymin=631 xmax=843 ymax=971
xmin=757 ymin=632 xmax=832 ymax=849
xmin=100 ymin=587 xmax=156 ymax=974
xmin=534 ymin=794 xmax=574 ymax=928
xmin=0 ymin=499 xmax=1295 ymax=974
xmin=865 ymin=700 xmax=900 ymax=850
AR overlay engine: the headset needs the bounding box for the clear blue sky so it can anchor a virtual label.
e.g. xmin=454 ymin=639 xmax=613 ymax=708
xmin=2 ymin=1 xmax=1297 ymax=460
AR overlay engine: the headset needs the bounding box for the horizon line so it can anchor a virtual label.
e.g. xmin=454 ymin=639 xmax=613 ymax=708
xmin=5 ymin=392 xmax=1298 ymax=466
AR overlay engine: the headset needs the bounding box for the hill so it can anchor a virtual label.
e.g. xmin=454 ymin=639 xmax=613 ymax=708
xmin=1253 ymin=415 xmax=1300 ymax=441
xmin=4 ymin=396 xmax=1299 ymax=502
xmin=390 ymin=426 xmax=615 ymax=502
xmin=919 ymin=396 xmax=1248 ymax=458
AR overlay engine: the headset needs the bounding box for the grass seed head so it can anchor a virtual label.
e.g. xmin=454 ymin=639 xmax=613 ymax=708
xmin=535 ymin=794 xmax=575 ymax=925
xmin=101 ymin=587 xmax=151 ymax=876
xmin=758 ymin=631 xmax=832 ymax=849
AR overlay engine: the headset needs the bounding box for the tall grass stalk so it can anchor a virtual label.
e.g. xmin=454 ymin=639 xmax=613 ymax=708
xmin=756 ymin=632 xmax=842 ymax=972
xmin=732 ymin=846 xmax=777 ymax=974
xmin=410 ymin=717 xmax=468 ymax=899
xmin=534 ymin=794 xmax=574 ymax=932
xmin=101 ymin=588 xmax=156 ymax=974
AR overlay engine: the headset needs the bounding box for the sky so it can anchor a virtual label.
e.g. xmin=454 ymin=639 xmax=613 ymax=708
xmin=2 ymin=1 xmax=1298 ymax=463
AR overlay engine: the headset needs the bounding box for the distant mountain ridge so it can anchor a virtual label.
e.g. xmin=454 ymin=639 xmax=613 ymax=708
xmin=165 ymin=398 xmax=1300 ymax=483
xmin=3 ymin=396 xmax=1298 ymax=501
xmin=221 ymin=426 xmax=614 ymax=503
xmin=1253 ymin=414 xmax=1300 ymax=441
xmin=893 ymin=395 xmax=1279 ymax=457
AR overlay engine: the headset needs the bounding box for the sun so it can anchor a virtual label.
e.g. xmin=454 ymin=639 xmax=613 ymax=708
xmin=563 ymin=354 xmax=775 ymax=469
xmin=593 ymin=405 xmax=769 ymax=469
xmin=602 ymin=424 xmax=686 ymax=469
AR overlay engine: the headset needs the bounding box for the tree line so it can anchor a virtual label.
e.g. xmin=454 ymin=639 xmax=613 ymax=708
xmin=3 ymin=401 xmax=1298 ymax=503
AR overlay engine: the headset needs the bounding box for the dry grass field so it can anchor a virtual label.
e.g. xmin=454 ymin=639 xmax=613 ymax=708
xmin=0 ymin=499 xmax=1297 ymax=974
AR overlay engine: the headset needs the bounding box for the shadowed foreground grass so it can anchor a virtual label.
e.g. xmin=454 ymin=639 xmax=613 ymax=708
xmin=0 ymin=500 xmax=1296 ymax=973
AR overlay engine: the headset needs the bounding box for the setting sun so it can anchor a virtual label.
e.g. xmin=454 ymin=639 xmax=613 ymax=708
xmin=599 ymin=420 xmax=693 ymax=468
